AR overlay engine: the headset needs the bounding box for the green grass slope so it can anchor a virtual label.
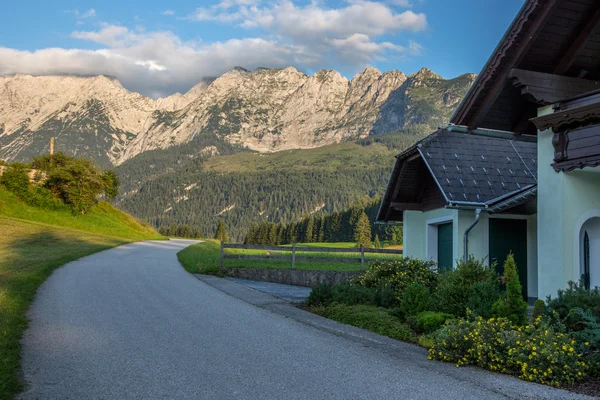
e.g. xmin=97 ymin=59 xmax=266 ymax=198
xmin=0 ymin=189 xmax=161 ymax=241
xmin=0 ymin=188 xmax=162 ymax=399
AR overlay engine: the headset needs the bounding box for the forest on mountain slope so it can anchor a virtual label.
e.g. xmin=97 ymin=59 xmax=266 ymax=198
xmin=115 ymin=127 xmax=427 ymax=242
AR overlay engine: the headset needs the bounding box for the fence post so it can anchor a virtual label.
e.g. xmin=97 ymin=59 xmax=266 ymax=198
xmin=220 ymin=240 xmax=224 ymax=270
xmin=360 ymin=245 xmax=365 ymax=271
xmin=292 ymin=243 xmax=296 ymax=270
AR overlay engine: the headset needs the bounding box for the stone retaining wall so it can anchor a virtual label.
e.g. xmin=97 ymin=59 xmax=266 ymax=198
xmin=224 ymin=268 xmax=361 ymax=287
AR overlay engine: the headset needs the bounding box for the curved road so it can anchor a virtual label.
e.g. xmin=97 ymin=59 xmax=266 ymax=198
xmin=20 ymin=240 xmax=589 ymax=399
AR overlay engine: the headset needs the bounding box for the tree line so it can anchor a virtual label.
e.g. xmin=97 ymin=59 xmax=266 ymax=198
xmin=243 ymin=197 xmax=403 ymax=247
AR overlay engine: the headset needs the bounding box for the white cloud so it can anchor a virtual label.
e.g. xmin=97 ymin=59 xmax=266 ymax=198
xmin=0 ymin=27 xmax=301 ymax=98
xmin=2 ymin=1 xmax=427 ymax=97
xmin=161 ymin=10 xmax=175 ymax=15
xmin=66 ymin=8 xmax=96 ymax=19
xmin=390 ymin=0 xmax=413 ymax=7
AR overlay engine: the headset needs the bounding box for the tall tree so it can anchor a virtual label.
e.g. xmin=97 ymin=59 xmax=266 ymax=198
xmin=214 ymin=220 xmax=228 ymax=242
xmin=353 ymin=211 xmax=372 ymax=248
xmin=305 ymin=217 xmax=315 ymax=243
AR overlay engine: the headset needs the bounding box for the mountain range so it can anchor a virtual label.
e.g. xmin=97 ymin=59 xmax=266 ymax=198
xmin=0 ymin=67 xmax=475 ymax=166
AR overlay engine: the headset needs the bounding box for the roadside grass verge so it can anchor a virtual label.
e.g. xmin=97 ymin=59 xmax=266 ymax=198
xmin=177 ymin=240 xmax=403 ymax=273
xmin=0 ymin=188 xmax=162 ymax=400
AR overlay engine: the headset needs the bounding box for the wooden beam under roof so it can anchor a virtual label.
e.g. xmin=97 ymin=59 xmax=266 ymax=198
xmin=465 ymin=0 xmax=561 ymax=130
xmin=390 ymin=202 xmax=423 ymax=211
xmin=554 ymin=5 xmax=600 ymax=76
xmin=510 ymin=68 xmax=600 ymax=104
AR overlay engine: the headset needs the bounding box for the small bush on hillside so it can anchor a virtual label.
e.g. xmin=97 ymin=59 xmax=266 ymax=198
xmin=429 ymin=315 xmax=590 ymax=386
xmin=0 ymin=164 xmax=30 ymax=198
xmin=25 ymin=186 xmax=68 ymax=210
xmin=398 ymin=283 xmax=431 ymax=317
xmin=413 ymin=311 xmax=454 ymax=334
xmin=27 ymin=153 xmax=121 ymax=215
xmin=433 ymin=257 xmax=497 ymax=317
xmin=353 ymin=258 xmax=437 ymax=301
xmin=492 ymin=254 xmax=528 ymax=325
xmin=314 ymin=303 xmax=416 ymax=342
xmin=466 ymin=279 xmax=502 ymax=319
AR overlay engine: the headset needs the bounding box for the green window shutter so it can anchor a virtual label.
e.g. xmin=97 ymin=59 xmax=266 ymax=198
xmin=437 ymin=222 xmax=453 ymax=271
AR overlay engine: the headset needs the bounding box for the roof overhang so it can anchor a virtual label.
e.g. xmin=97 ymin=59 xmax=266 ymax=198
xmin=451 ymin=0 xmax=600 ymax=135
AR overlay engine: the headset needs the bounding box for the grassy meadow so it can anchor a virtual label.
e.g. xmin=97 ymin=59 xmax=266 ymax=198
xmin=177 ymin=240 xmax=403 ymax=275
xmin=0 ymin=188 xmax=162 ymax=399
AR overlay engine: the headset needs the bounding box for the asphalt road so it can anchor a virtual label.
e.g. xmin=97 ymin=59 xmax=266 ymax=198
xmin=20 ymin=240 xmax=591 ymax=400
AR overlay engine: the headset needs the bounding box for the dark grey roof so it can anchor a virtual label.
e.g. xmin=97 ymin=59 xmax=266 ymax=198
xmin=377 ymin=129 xmax=538 ymax=222
xmin=418 ymin=129 xmax=537 ymax=205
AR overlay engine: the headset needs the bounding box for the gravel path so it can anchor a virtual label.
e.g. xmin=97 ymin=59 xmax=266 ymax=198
xmin=20 ymin=240 xmax=592 ymax=399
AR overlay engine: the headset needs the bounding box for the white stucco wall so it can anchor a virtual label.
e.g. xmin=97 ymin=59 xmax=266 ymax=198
xmin=404 ymin=208 xmax=538 ymax=297
xmin=404 ymin=209 xmax=458 ymax=261
xmin=537 ymin=105 xmax=600 ymax=298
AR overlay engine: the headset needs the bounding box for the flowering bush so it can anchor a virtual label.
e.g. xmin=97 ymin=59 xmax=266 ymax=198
xmin=352 ymin=258 xmax=437 ymax=301
xmin=428 ymin=314 xmax=590 ymax=386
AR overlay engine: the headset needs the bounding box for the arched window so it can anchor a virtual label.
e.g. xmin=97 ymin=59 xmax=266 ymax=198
xmin=584 ymin=231 xmax=590 ymax=290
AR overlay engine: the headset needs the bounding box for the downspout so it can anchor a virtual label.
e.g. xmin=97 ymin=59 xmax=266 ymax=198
xmin=463 ymin=209 xmax=482 ymax=262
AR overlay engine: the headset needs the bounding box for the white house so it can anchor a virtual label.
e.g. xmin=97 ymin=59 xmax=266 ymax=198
xmin=377 ymin=0 xmax=600 ymax=301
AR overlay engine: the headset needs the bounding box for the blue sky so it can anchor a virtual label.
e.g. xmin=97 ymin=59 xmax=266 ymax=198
xmin=0 ymin=0 xmax=524 ymax=97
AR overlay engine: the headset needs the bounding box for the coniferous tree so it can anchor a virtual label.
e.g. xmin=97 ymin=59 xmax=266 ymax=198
xmin=288 ymin=222 xmax=298 ymax=244
xmin=318 ymin=215 xmax=326 ymax=242
xmin=192 ymin=227 xmax=203 ymax=239
xmin=179 ymin=224 xmax=193 ymax=238
xmin=353 ymin=211 xmax=372 ymax=248
xmin=268 ymin=223 xmax=278 ymax=245
xmin=214 ymin=220 xmax=228 ymax=242
xmin=305 ymin=217 xmax=315 ymax=243
xmin=373 ymin=234 xmax=381 ymax=248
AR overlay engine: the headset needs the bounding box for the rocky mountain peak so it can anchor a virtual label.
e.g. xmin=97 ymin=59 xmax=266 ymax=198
xmin=0 ymin=66 xmax=475 ymax=165
xmin=410 ymin=67 xmax=443 ymax=81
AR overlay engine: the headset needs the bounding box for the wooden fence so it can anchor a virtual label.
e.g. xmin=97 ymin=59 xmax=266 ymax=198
xmin=220 ymin=242 xmax=403 ymax=271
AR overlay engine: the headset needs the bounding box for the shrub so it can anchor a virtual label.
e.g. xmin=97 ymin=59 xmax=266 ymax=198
xmin=374 ymin=283 xmax=398 ymax=308
xmin=491 ymin=254 xmax=528 ymax=325
xmin=414 ymin=311 xmax=454 ymax=334
xmin=306 ymin=282 xmax=377 ymax=307
xmin=429 ymin=315 xmax=590 ymax=386
xmin=0 ymin=164 xmax=30 ymax=198
xmin=314 ymin=303 xmax=416 ymax=342
xmin=306 ymin=282 xmax=334 ymax=306
xmin=532 ymin=300 xmax=546 ymax=321
xmin=352 ymin=258 xmax=437 ymax=301
xmin=466 ymin=279 xmax=502 ymax=319
xmin=433 ymin=257 xmax=497 ymax=317
xmin=331 ymin=283 xmax=377 ymax=306
xmin=547 ymin=280 xmax=600 ymax=322
xmin=562 ymin=308 xmax=600 ymax=352
xmin=398 ymin=283 xmax=431 ymax=317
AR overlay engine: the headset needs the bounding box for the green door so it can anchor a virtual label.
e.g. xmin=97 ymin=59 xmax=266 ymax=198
xmin=489 ymin=219 xmax=528 ymax=299
xmin=437 ymin=222 xmax=453 ymax=271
